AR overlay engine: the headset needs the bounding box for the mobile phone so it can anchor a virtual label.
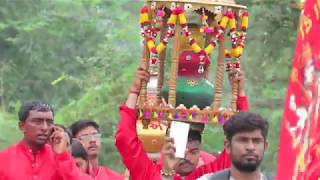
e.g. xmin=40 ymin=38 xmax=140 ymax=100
xmin=169 ymin=121 xmax=190 ymax=158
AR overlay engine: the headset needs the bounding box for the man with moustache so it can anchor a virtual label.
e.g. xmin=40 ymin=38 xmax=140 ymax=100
xmin=197 ymin=112 xmax=272 ymax=180
xmin=69 ymin=120 xmax=122 ymax=179
xmin=0 ymin=100 xmax=87 ymax=180
xmin=115 ymin=63 xmax=249 ymax=180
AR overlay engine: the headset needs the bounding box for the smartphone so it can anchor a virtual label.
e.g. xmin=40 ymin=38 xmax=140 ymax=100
xmin=169 ymin=121 xmax=190 ymax=158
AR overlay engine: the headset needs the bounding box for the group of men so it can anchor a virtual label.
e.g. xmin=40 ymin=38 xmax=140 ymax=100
xmin=0 ymin=101 xmax=122 ymax=180
xmin=0 ymin=63 xmax=272 ymax=180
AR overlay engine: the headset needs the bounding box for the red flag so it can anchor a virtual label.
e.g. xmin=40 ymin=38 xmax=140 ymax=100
xmin=276 ymin=0 xmax=320 ymax=179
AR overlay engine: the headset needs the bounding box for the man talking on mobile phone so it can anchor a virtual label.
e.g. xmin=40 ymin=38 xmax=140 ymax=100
xmin=0 ymin=100 xmax=91 ymax=180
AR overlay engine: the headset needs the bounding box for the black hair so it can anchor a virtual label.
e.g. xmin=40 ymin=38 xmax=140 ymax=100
xmin=223 ymin=112 xmax=269 ymax=141
xmin=71 ymin=139 xmax=88 ymax=160
xmin=190 ymin=122 xmax=205 ymax=132
xmin=188 ymin=130 xmax=202 ymax=143
xmin=18 ymin=100 xmax=54 ymax=122
xmin=69 ymin=119 xmax=100 ymax=138
xmin=166 ymin=124 xmax=203 ymax=143
xmin=55 ymin=124 xmax=72 ymax=144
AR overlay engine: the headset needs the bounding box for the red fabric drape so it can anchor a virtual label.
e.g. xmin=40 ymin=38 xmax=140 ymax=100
xmin=276 ymin=0 xmax=320 ymax=179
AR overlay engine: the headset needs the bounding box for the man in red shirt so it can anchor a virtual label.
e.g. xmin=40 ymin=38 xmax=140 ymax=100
xmin=115 ymin=64 xmax=249 ymax=180
xmin=0 ymin=100 xmax=89 ymax=180
xmin=197 ymin=112 xmax=270 ymax=180
xmin=158 ymin=139 xmax=217 ymax=169
xmin=69 ymin=120 xmax=123 ymax=179
xmin=198 ymin=151 xmax=216 ymax=167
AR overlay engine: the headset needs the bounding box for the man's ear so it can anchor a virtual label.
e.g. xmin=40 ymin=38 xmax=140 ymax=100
xmin=18 ymin=121 xmax=25 ymax=133
xmin=225 ymin=138 xmax=231 ymax=154
xmin=264 ymin=140 xmax=269 ymax=151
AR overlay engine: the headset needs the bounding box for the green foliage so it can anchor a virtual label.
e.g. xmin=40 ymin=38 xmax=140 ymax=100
xmin=0 ymin=0 xmax=141 ymax=172
xmin=0 ymin=111 xmax=21 ymax=150
xmin=0 ymin=0 xmax=300 ymax=175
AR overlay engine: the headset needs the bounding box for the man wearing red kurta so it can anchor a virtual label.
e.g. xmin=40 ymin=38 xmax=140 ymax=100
xmin=69 ymin=120 xmax=123 ymax=179
xmin=198 ymin=151 xmax=216 ymax=167
xmin=0 ymin=141 xmax=90 ymax=180
xmin=0 ymin=100 xmax=90 ymax=180
xmin=115 ymin=64 xmax=249 ymax=180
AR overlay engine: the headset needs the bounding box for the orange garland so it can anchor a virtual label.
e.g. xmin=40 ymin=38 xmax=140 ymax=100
xmin=224 ymin=11 xmax=249 ymax=59
xmin=139 ymin=6 xmax=249 ymax=69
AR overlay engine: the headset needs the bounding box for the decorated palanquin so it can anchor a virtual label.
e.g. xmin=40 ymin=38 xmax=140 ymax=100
xmin=136 ymin=0 xmax=249 ymax=153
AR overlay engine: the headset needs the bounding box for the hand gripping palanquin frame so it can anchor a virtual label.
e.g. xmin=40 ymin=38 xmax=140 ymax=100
xmin=136 ymin=0 xmax=248 ymax=153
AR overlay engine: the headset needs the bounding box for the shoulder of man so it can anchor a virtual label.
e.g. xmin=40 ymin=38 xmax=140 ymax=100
xmin=199 ymin=150 xmax=216 ymax=164
xmin=198 ymin=169 xmax=230 ymax=180
xmin=0 ymin=143 xmax=18 ymax=156
xmin=0 ymin=143 xmax=20 ymax=172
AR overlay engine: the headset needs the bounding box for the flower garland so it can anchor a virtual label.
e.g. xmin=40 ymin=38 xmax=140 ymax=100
xmin=140 ymin=6 xmax=176 ymax=65
xmin=170 ymin=7 xmax=230 ymax=73
xmin=200 ymin=8 xmax=215 ymax=36
xmin=224 ymin=11 xmax=249 ymax=72
xmin=138 ymin=106 xmax=234 ymax=125
xmin=140 ymin=5 xmax=249 ymax=73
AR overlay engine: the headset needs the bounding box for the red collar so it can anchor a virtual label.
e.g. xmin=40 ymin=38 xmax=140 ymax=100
xmin=17 ymin=140 xmax=49 ymax=158
xmin=92 ymin=165 xmax=102 ymax=177
xmin=86 ymin=162 xmax=102 ymax=177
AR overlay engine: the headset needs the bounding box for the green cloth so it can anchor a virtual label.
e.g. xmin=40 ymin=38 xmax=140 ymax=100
xmin=161 ymin=77 xmax=214 ymax=109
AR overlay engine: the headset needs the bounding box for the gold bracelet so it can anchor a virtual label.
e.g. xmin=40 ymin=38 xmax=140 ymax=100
xmin=160 ymin=169 xmax=175 ymax=177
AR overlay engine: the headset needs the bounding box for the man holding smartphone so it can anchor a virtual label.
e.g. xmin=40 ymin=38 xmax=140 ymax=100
xmin=115 ymin=63 xmax=248 ymax=180
xmin=0 ymin=100 xmax=89 ymax=180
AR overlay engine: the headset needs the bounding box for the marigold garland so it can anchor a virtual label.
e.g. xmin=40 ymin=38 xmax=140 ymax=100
xmin=224 ymin=11 xmax=248 ymax=72
xmin=224 ymin=11 xmax=248 ymax=58
xmin=140 ymin=5 xmax=249 ymax=71
xmin=140 ymin=6 xmax=178 ymax=65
